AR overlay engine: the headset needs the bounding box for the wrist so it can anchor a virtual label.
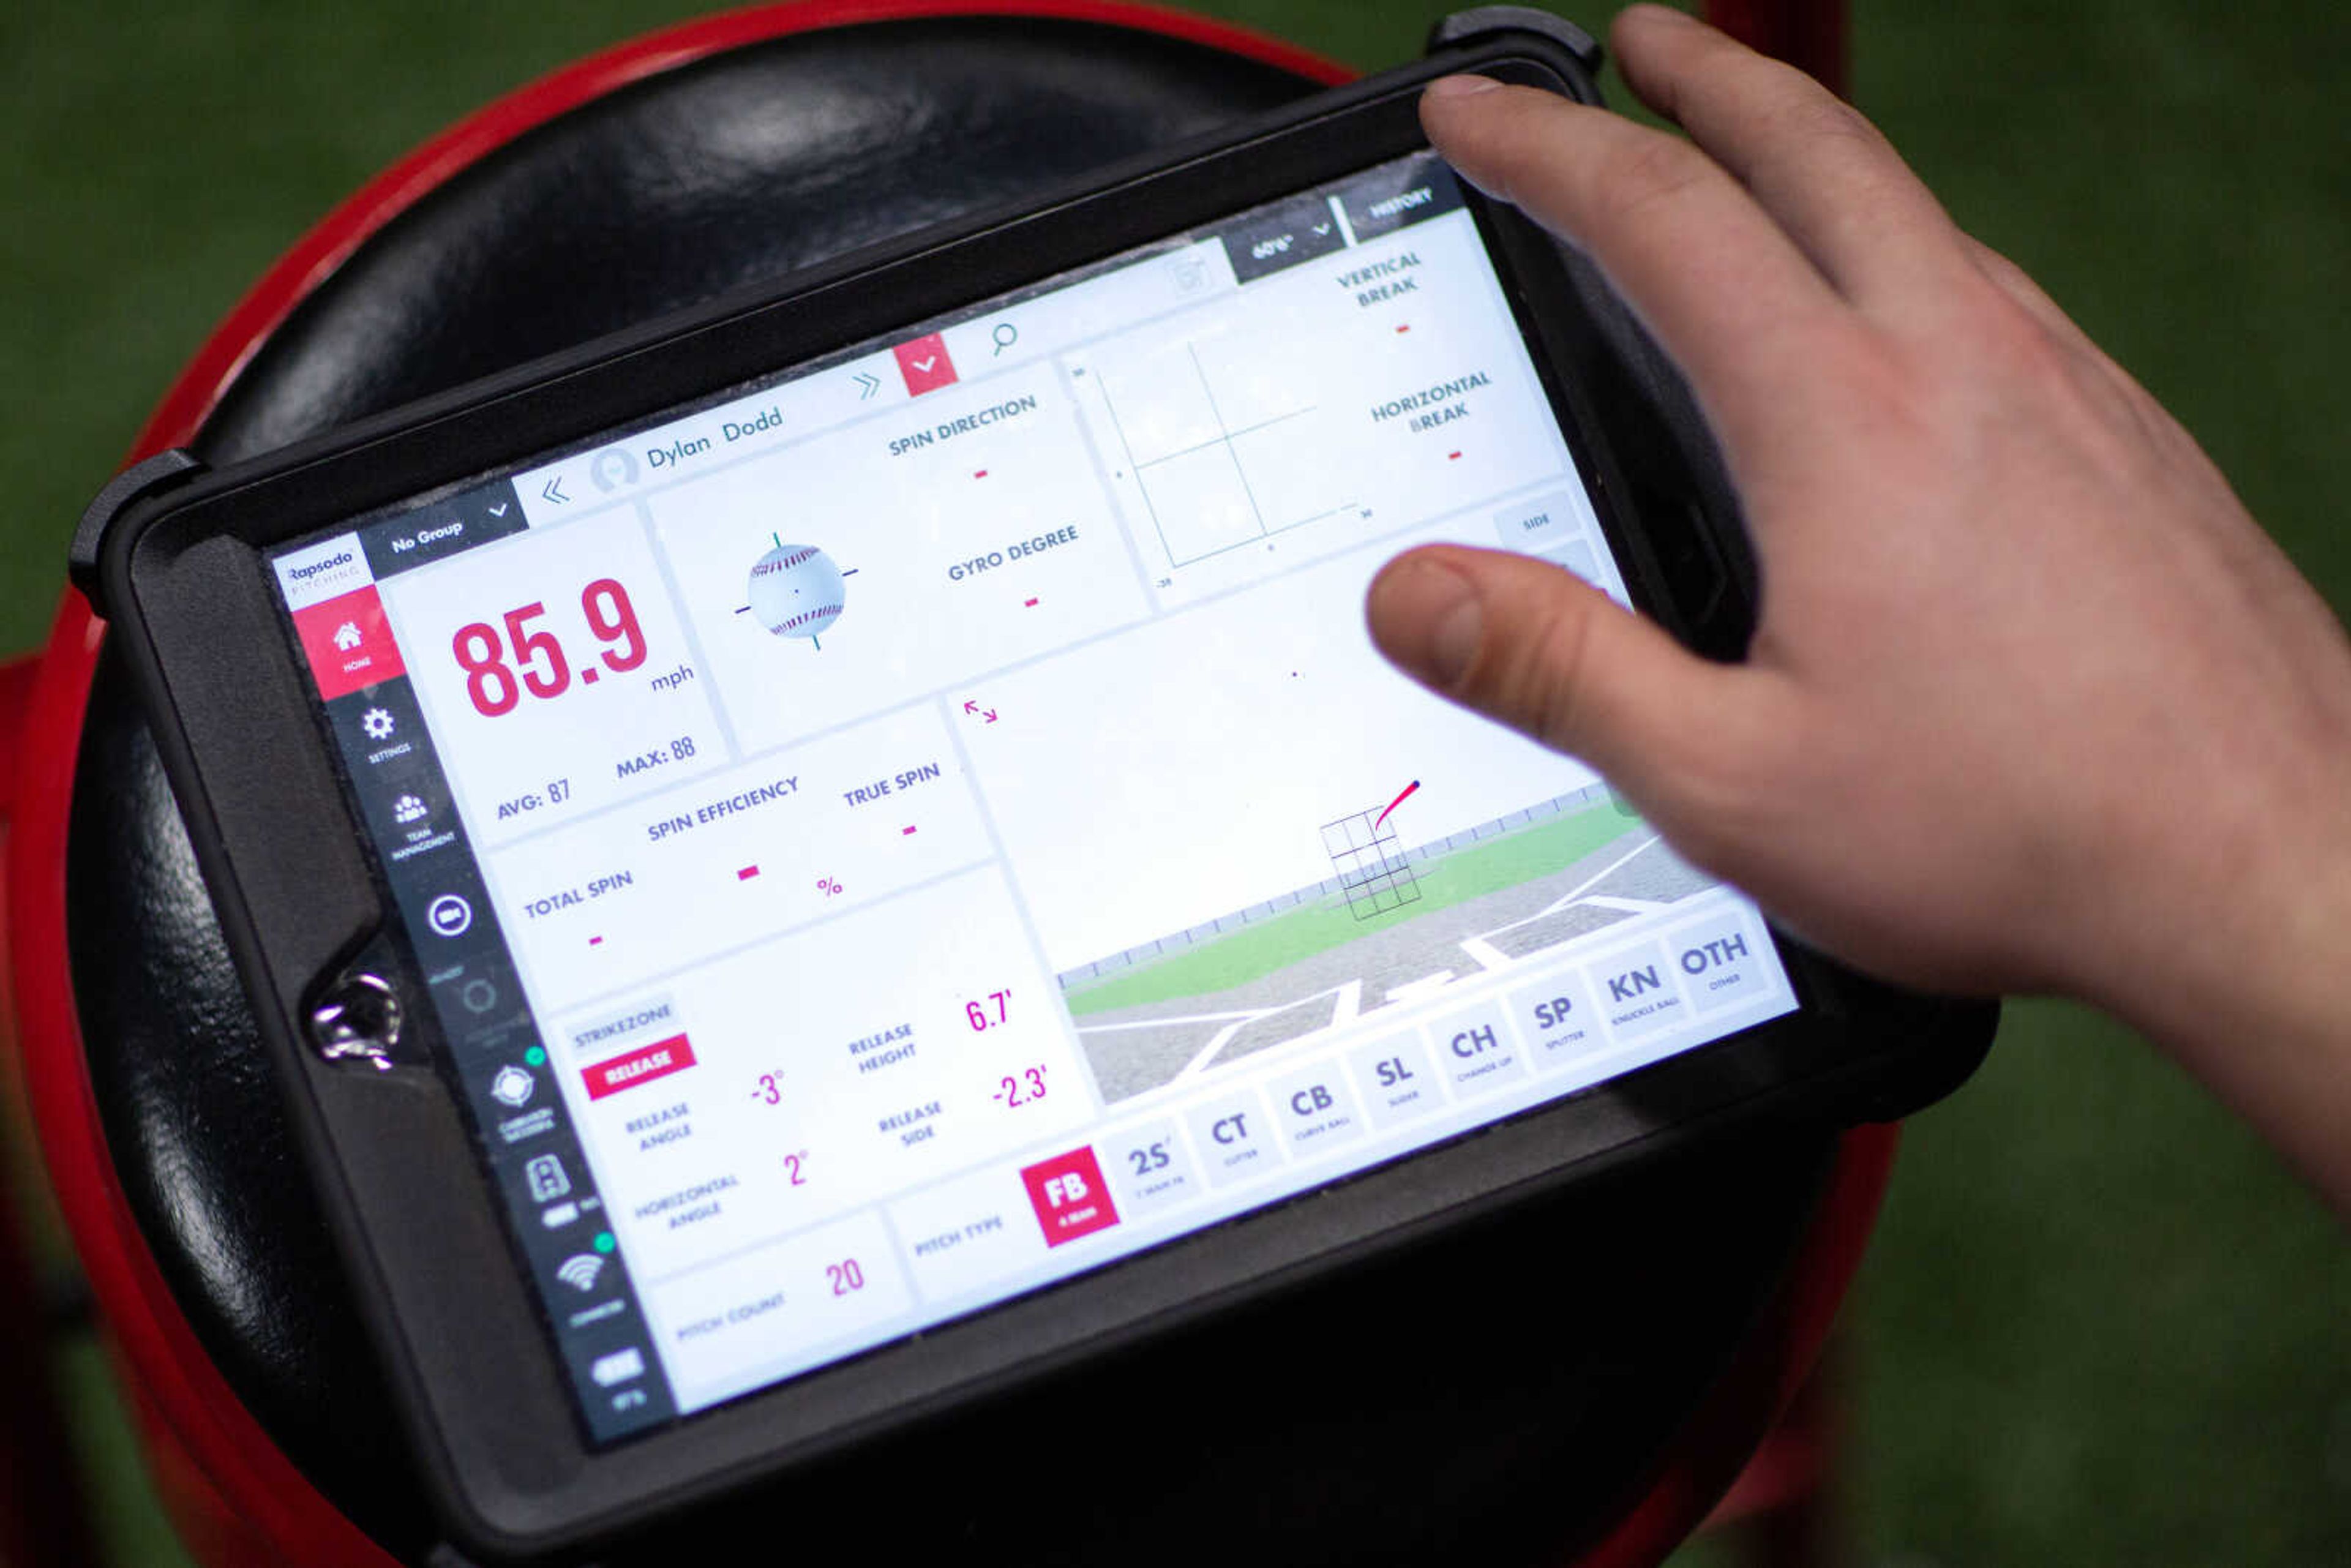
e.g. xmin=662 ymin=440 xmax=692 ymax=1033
xmin=2071 ymin=782 xmax=2351 ymax=1213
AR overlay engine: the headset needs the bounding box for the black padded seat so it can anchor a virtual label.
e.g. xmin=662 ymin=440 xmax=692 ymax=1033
xmin=66 ymin=17 xmax=1835 ymax=1564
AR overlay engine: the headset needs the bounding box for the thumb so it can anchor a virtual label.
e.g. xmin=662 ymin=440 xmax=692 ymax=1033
xmin=1365 ymin=544 xmax=1771 ymax=820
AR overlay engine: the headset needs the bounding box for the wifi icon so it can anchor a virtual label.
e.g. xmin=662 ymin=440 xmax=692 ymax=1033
xmin=557 ymin=1254 xmax=606 ymax=1292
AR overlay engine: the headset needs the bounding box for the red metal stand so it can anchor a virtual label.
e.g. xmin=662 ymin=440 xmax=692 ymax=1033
xmin=1 ymin=650 xmax=100 ymax=1568
xmin=1578 ymin=1122 xmax=1892 ymax=1568
xmin=1705 ymin=0 xmax=1850 ymax=96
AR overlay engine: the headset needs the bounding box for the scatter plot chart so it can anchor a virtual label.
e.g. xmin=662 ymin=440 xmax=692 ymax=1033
xmin=1086 ymin=337 xmax=1360 ymax=569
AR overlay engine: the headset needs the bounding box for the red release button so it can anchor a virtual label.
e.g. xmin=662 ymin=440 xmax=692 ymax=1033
xmin=582 ymin=1034 xmax=697 ymax=1100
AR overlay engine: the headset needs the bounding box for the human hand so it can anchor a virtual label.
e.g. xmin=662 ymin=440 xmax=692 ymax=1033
xmin=1367 ymin=6 xmax=2351 ymax=1202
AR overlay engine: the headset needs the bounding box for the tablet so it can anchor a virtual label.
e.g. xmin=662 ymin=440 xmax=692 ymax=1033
xmin=83 ymin=27 xmax=1990 ymax=1556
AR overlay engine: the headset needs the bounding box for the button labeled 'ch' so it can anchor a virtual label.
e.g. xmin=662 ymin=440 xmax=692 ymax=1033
xmin=1431 ymin=1000 xmax=1526 ymax=1095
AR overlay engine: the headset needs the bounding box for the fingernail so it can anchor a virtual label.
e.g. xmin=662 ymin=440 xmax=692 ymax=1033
xmin=1369 ymin=556 xmax=1483 ymax=687
xmin=1423 ymin=74 xmax=1503 ymax=100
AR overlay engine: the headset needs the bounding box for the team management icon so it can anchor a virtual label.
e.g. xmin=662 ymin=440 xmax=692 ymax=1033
xmin=747 ymin=539 xmax=849 ymax=650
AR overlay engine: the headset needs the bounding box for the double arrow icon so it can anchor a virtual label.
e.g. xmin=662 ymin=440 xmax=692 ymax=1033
xmin=961 ymin=699 xmax=999 ymax=724
xmin=854 ymin=372 xmax=881 ymax=400
xmin=542 ymin=477 xmax=569 ymax=505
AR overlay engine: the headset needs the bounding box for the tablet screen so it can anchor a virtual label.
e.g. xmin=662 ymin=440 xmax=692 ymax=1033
xmin=268 ymin=149 xmax=1796 ymax=1443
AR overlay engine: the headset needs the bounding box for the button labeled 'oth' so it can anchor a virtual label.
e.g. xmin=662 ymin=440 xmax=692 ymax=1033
xmin=1667 ymin=913 xmax=1774 ymax=1014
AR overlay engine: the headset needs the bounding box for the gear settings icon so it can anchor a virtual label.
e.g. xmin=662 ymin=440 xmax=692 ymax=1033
xmin=361 ymin=707 xmax=396 ymax=740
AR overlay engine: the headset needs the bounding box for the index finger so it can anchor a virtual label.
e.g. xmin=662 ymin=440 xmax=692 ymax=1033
xmin=1610 ymin=6 xmax=1977 ymax=313
xmin=1421 ymin=77 xmax=1855 ymax=435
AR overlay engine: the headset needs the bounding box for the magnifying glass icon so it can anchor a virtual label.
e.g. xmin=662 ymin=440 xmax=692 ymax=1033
xmin=992 ymin=322 xmax=1018 ymax=355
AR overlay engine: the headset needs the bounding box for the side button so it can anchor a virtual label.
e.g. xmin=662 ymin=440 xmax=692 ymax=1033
xmin=309 ymin=972 xmax=402 ymax=1072
xmin=1425 ymin=10 xmax=1605 ymax=76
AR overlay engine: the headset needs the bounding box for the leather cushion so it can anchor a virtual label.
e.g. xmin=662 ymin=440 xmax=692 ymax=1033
xmin=66 ymin=17 xmax=1831 ymax=1563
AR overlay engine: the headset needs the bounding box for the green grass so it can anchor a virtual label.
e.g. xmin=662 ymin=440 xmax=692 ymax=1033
xmin=1840 ymin=1000 xmax=2350 ymax=1566
xmin=50 ymin=1339 xmax=204 ymax=1568
xmin=1825 ymin=7 xmax=2351 ymax=1555
xmin=1065 ymin=800 xmax=1642 ymax=1014
xmin=6 ymin=4 xmax=2347 ymax=1567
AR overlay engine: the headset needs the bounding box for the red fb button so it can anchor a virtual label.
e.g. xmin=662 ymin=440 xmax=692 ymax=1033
xmin=892 ymin=332 xmax=958 ymax=397
xmin=583 ymin=1034 xmax=697 ymax=1100
xmin=291 ymin=585 xmax=406 ymax=701
xmin=1019 ymin=1147 xmax=1120 ymax=1247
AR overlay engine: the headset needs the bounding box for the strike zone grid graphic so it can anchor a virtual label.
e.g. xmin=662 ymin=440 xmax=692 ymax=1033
xmin=1322 ymin=803 xmax=1423 ymax=921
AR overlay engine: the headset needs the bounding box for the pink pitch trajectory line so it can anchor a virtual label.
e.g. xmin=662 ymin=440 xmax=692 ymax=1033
xmin=1374 ymin=779 xmax=1420 ymax=830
